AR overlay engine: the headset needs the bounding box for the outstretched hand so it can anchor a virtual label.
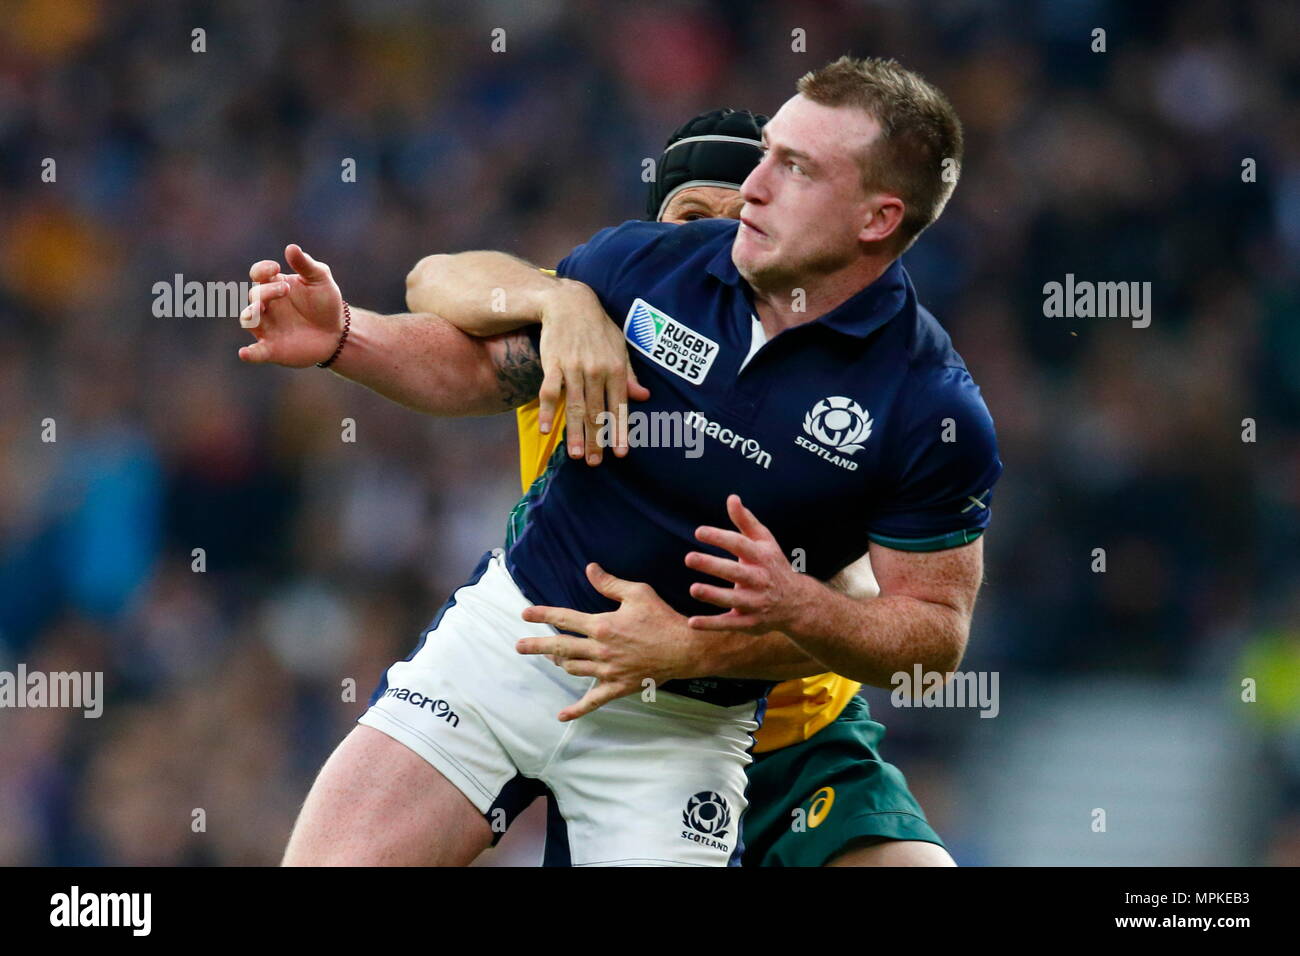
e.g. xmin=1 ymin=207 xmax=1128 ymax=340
xmin=238 ymin=244 xmax=345 ymax=368
xmin=685 ymin=494 xmax=813 ymax=635
xmin=517 ymin=562 xmax=690 ymax=721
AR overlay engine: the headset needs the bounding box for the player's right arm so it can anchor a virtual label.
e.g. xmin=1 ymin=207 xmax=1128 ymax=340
xmin=683 ymin=554 xmax=878 ymax=679
xmin=238 ymin=244 xmax=542 ymax=416
xmin=405 ymin=250 xmax=648 ymax=462
xmin=405 ymin=251 xmax=579 ymax=337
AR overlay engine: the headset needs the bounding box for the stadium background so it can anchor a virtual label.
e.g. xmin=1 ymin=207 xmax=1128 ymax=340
xmin=1 ymin=0 xmax=1297 ymax=865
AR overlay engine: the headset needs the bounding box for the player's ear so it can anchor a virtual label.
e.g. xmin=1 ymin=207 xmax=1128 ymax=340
xmin=859 ymin=195 xmax=905 ymax=245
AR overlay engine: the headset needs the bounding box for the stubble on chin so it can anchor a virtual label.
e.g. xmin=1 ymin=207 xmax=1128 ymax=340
xmin=765 ymin=241 xmax=860 ymax=296
xmin=736 ymin=243 xmax=842 ymax=299
xmin=733 ymin=241 xmax=793 ymax=294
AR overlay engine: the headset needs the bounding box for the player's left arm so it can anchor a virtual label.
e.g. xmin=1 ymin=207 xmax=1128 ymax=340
xmin=688 ymin=365 xmax=1002 ymax=685
xmin=685 ymin=496 xmax=981 ymax=686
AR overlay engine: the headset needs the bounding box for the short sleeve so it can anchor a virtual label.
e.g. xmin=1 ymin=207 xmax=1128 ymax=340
xmin=554 ymin=220 xmax=673 ymax=302
xmin=867 ymin=365 xmax=1003 ymax=551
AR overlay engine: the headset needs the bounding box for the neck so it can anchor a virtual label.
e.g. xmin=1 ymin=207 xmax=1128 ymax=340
xmin=751 ymin=255 xmax=894 ymax=336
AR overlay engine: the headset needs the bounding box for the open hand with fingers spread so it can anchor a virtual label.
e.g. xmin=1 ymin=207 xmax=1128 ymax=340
xmin=239 ymin=244 xmax=346 ymax=368
xmin=517 ymin=562 xmax=692 ymax=721
xmin=685 ymin=494 xmax=817 ymax=635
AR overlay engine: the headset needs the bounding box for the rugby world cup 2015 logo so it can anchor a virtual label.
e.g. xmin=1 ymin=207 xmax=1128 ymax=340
xmin=625 ymin=299 xmax=719 ymax=384
xmin=797 ymin=396 xmax=872 ymax=471
xmin=680 ymin=791 xmax=732 ymax=850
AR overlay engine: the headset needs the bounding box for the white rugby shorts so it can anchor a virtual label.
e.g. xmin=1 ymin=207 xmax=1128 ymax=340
xmin=358 ymin=549 xmax=761 ymax=866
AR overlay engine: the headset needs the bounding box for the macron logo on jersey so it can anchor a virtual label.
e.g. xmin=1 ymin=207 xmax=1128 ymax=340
xmin=625 ymin=298 xmax=719 ymax=384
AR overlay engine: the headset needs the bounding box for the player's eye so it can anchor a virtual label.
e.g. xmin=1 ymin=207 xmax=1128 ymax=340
xmin=789 ymin=161 xmax=806 ymax=177
xmin=682 ymin=212 xmax=705 ymax=221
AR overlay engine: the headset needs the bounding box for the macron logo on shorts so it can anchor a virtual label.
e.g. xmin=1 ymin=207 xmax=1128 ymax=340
xmin=382 ymin=687 xmax=460 ymax=726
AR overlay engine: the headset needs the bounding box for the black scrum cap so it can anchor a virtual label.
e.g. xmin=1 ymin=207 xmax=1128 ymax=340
xmin=645 ymin=108 xmax=769 ymax=221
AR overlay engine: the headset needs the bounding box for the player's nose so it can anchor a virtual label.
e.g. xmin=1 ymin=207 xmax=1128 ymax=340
xmin=739 ymin=162 xmax=769 ymax=205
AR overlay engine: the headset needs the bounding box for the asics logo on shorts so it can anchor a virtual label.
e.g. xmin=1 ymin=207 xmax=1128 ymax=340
xmin=381 ymin=686 xmax=460 ymax=726
xmin=807 ymin=786 xmax=835 ymax=828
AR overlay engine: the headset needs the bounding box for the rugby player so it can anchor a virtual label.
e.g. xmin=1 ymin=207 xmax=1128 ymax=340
xmin=417 ymin=106 xmax=956 ymax=866
xmin=240 ymin=56 xmax=1001 ymax=866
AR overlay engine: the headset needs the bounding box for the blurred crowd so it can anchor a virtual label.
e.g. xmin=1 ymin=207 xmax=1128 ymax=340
xmin=1 ymin=0 xmax=1297 ymax=865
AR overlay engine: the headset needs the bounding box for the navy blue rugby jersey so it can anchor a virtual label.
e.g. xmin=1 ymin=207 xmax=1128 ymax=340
xmin=502 ymin=218 xmax=1002 ymax=706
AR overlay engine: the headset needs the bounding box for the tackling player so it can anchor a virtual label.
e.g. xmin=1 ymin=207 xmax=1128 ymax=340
xmin=425 ymin=107 xmax=954 ymax=866
xmin=240 ymin=56 xmax=1001 ymax=866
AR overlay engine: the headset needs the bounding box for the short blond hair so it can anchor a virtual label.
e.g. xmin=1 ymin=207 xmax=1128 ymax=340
xmin=797 ymin=56 xmax=963 ymax=253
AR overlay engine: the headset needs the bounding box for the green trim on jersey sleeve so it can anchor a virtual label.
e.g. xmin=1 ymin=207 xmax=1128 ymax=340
xmin=866 ymin=527 xmax=984 ymax=552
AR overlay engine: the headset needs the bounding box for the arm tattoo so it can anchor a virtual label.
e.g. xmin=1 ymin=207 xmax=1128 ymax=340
xmin=489 ymin=331 xmax=544 ymax=408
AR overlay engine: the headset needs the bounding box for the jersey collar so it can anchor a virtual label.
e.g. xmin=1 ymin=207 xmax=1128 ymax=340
xmin=705 ymin=237 xmax=912 ymax=340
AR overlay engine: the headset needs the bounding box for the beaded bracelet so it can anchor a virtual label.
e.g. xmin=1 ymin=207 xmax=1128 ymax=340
xmin=316 ymin=301 xmax=352 ymax=369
